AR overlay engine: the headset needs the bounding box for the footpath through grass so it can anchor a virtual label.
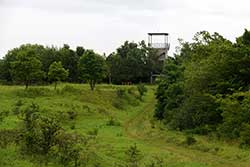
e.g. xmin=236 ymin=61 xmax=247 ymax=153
xmin=0 ymin=84 xmax=250 ymax=167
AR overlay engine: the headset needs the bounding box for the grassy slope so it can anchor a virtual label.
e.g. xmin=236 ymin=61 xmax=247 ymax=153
xmin=0 ymin=84 xmax=250 ymax=167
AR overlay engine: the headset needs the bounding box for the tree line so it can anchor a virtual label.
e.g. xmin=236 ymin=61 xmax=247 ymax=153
xmin=155 ymin=29 xmax=250 ymax=146
xmin=0 ymin=41 xmax=162 ymax=89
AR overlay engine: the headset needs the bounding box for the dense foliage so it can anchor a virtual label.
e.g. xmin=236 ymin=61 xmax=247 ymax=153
xmin=155 ymin=29 xmax=250 ymax=144
xmin=106 ymin=41 xmax=163 ymax=84
xmin=0 ymin=41 xmax=161 ymax=88
xmin=48 ymin=61 xmax=69 ymax=90
xmin=79 ymin=50 xmax=107 ymax=90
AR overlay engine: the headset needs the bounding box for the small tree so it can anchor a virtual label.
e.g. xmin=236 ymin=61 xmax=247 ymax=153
xmin=125 ymin=144 xmax=142 ymax=167
xmin=11 ymin=53 xmax=44 ymax=89
xmin=48 ymin=61 xmax=69 ymax=90
xmin=137 ymin=84 xmax=147 ymax=100
xmin=79 ymin=50 xmax=107 ymax=91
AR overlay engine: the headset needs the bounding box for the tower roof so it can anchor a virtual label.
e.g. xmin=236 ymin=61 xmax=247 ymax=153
xmin=148 ymin=33 xmax=169 ymax=36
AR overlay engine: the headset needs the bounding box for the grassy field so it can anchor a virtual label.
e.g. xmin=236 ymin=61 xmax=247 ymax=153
xmin=0 ymin=84 xmax=250 ymax=167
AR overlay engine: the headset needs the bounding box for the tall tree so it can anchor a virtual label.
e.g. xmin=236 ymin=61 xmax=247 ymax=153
xmin=106 ymin=41 xmax=156 ymax=84
xmin=48 ymin=61 xmax=69 ymax=90
xmin=59 ymin=44 xmax=79 ymax=82
xmin=10 ymin=50 xmax=44 ymax=89
xmin=79 ymin=50 xmax=107 ymax=90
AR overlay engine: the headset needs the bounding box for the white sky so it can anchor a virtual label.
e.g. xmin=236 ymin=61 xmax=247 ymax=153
xmin=0 ymin=0 xmax=249 ymax=57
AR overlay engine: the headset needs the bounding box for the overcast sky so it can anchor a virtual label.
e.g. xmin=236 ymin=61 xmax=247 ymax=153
xmin=0 ymin=0 xmax=249 ymax=57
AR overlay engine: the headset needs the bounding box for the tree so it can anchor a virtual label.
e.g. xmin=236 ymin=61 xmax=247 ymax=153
xmin=76 ymin=46 xmax=85 ymax=57
xmin=106 ymin=41 xmax=158 ymax=84
xmin=137 ymin=84 xmax=147 ymax=100
xmin=10 ymin=50 xmax=44 ymax=89
xmin=79 ymin=50 xmax=107 ymax=90
xmin=58 ymin=44 xmax=79 ymax=82
xmin=48 ymin=61 xmax=69 ymax=90
xmin=125 ymin=144 xmax=142 ymax=167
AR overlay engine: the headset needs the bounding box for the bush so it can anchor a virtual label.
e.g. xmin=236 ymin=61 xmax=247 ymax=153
xmin=112 ymin=99 xmax=125 ymax=110
xmin=125 ymin=144 xmax=142 ymax=167
xmin=55 ymin=132 xmax=88 ymax=167
xmin=145 ymin=156 xmax=165 ymax=167
xmin=61 ymin=85 xmax=79 ymax=94
xmin=240 ymin=123 xmax=250 ymax=147
xmin=19 ymin=103 xmax=62 ymax=158
xmin=184 ymin=135 xmax=197 ymax=146
xmin=137 ymin=84 xmax=147 ymax=100
xmin=12 ymin=99 xmax=24 ymax=115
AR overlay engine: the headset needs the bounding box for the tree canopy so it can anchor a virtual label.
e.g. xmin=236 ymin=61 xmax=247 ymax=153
xmin=155 ymin=30 xmax=250 ymax=144
xmin=48 ymin=61 xmax=69 ymax=90
xmin=79 ymin=50 xmax=107 ymax=90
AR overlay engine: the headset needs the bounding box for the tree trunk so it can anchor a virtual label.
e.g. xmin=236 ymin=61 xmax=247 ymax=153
xmin=25 ymin=81 xmax=29 ymax=89
xmin=90 ymin=80 xmax=96 ymax=91
xmin=54 ymin=81 xmax=57 ymax=90
xmin=109 ymin=73 xmax=112 ymax=85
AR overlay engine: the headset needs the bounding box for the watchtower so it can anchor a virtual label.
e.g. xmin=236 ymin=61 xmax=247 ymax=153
xmin=148 ymin=33 xmax=170 ymax=61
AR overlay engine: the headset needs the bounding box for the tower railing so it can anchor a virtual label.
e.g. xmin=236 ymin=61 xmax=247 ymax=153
xmin=149 ymin=43 xmax=170 ymax=49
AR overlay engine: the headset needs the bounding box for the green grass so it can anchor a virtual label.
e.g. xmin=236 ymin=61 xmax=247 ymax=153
xmin=0 ymin=83 xmax=250 ymax=167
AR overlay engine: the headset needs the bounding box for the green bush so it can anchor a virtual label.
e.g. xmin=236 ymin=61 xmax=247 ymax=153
xmin=137 ymin=84 xmax=147 ymax=100
xmin=55 ymin=132 xmax=88 ymax=167
xmin=125 ymin=144 xmax=142 ymax=167
xmin=184 ymin=135 xmax=197 ymax=146
xmin=112 ymin=99 xmax=125 ymax=110
xmin=60 ymin=85 xmax=79 ymax=94
xmin=240 ymin=123 xmax=250 ymax=147
xmin=12 ymin=99 xmax=24 ymax=115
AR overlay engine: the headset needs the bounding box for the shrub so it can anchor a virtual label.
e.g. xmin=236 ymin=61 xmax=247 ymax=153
xmin=55 ymin=132 xmax=87 ymax=167
xmin=125 ymin=144 xmax=142 ymax=167
xmin=240 ymin=123 xmax=250 ymax=148
xmin=137 ymin=84 xmax=147 ymax=100
xmin=12 ymin=99 xmax=24 ymax=115
xmin=112 ymin=99 xmax=125 ymax=110
xmin=19 ymin=103 xmax=62 ymax=159
xmin=145 ymin=156 xmax=165 ymax=167
xmin=61 ymin=85 xmax=79 ymax=94
xmin=184 ymin=135 xmax=197 ymax=146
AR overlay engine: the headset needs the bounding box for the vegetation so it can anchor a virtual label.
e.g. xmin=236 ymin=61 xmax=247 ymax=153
xmin=155 ymin=29 xmax=250 ymax=145
xmin=106 ymin=41 xmax=162 ymax=84
xmin=1 ymin=29 xmax=250 ymax=166
xmin=79 ymin=50 xmax=107 ymax=90
xmin=0 ymin=41 xmax=161 ymax=88
xmin=48 ymin=61 xmax=69 ymax=90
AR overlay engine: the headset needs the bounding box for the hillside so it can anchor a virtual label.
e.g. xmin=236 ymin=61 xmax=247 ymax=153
xmin=0 ymin=84 xmax=250 ymax=167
